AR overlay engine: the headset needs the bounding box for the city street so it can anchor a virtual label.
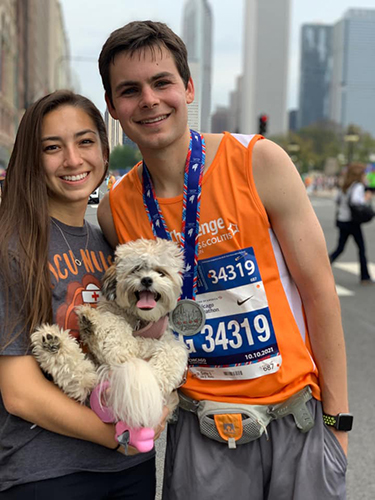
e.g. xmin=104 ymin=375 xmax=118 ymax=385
xmin=310 ymin=194 xmax=375 ymax=500
xmin=86 ymin=192 xmax=375 ymax=500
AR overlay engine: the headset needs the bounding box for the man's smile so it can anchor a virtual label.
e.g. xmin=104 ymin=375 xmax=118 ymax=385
xmin=137 ymin=114 xmax=170 ymax=125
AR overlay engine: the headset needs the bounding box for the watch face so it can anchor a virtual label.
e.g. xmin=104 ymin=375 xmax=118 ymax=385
xmin=337 ymin=413 xmax=353 ymax=432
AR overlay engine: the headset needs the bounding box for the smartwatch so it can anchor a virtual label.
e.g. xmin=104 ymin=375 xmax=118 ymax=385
xmin=323 ymin=413 xmax=353 ymax=431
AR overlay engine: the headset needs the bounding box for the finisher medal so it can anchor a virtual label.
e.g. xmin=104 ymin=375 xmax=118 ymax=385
xmin=170 ymin=298 xmax=206 ymax=337
xmin=142 ymin=129 xmax=206 ymax=336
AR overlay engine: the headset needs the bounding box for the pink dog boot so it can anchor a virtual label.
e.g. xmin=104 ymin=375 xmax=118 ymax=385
xmin=90 ymin=382 xmax=115 ymax=423
xmin=115 ymin=421 xmax=155 ymax=453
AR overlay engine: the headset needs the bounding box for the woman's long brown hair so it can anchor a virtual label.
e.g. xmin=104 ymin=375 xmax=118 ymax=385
xmin=0 ymin=90 xmax=109 ymax=351
xmin=342 ymin=162 xmax=366 ymax=193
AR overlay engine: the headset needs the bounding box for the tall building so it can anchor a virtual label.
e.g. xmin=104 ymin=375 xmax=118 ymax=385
xmin=0 ymin=0 xmax=71 ymax=167
xmin=211 ymin=106 xmax=230 ymax=133
xmin=288 ymin=109 xmax=298 ymax=132
xmin=48 ymin=0 xmax=71 ymax=91
xmin=24 ymin=0 xmax=71 ymax=107
xmin=182 ymin=0 xmax=213 ymax=132
xmin=186 ymin=61 xmax=200 ymax=131
xmin=298 ymin=24 xmax=333 ymax=129
xmin=241 ymin=0 xmax=291 ymax=136
xmin=0 ymin=0 xmax=17 ymax=167
xmin=105 ymin=111 xmax=140 ymax=152
xmin=228 ymin=75 xmax=243 ymax=134
xmin=329 ymin=9 xmax=375 ymax=136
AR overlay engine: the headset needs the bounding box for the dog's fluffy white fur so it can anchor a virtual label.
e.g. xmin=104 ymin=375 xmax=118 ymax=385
xmin=31 ymin=238 xmax=188 ymax=429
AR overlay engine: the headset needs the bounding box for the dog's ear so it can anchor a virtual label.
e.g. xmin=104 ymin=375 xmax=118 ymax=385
xmin=101 ymin=264 xmax=117 ymax=301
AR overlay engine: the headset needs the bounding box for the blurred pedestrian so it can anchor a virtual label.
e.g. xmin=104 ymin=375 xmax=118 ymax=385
xmin=329 ymin=162 xmax=373 ymax=284
xmin=107 ymin=174 xmax=116 ymax=190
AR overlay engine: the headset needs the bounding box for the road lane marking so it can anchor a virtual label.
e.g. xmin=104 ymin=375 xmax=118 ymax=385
xmin=335 ymin=285 xmax=354 ymax=297
xmin=334 ymin=262 xmax=375 ymax=277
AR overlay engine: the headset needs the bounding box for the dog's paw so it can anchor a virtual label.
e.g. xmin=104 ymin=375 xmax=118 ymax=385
xmin=31 ymin=324 xmax=64 ymax=355
xmin=31 ymin=323 xmax=98 ymax=403
xmin=75 ymin=305 xmax=97 ymax=340
xmin=76 ymin=304 xmax=97 ymax=324
xmin=42 ymin=333 xmax=61 ymax=353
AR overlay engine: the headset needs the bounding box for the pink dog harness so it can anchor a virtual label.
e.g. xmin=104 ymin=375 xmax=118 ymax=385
xmin=133 ymin=315 xmax=168 ymax=340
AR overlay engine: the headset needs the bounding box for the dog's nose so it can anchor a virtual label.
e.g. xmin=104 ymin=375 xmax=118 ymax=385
xmin=141 ymin=277 xmax=153 ymax=288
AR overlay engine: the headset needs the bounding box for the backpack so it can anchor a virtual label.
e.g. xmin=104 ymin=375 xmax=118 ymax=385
xmin=348 ymin=183 xmax=375 ymax=224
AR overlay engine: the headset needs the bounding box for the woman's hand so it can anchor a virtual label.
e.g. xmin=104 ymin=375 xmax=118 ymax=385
xmin=117 ymin=444 xmax=139 ymax=455
xmin=154 ymin=406 xmax=170 ymax=441
xmin=116 ymin=406 xmax=170 ymax=455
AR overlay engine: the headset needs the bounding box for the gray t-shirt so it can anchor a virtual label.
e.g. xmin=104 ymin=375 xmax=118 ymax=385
xmin=0 ymin=219 xmax=154 ymax=492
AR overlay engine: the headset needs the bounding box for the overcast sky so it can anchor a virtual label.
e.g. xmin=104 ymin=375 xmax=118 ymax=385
xmin=60 ymin=0 xmax=375 ymax=115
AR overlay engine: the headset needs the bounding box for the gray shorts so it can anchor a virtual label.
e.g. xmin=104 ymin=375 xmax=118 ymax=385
xmin=162 ymin=398 xmax=347 ymax=500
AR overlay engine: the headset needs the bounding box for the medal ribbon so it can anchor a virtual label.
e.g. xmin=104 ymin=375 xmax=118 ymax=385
xmin=142 ymin=129 xmax=205 ymax=300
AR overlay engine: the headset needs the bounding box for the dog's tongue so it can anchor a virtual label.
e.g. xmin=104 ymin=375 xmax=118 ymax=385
xmin=137 ymin=291 xmax=157 ymax=309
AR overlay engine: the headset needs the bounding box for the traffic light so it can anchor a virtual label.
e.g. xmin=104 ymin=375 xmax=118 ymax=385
xmin=258 ymin=114 xmax=268 ymax=135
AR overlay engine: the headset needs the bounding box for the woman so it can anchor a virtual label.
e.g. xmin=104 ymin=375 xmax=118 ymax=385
xmin=0 ymin=90 xmax=157 ymax=499
xmin=329 ymin=162 xmax=373 ymax=285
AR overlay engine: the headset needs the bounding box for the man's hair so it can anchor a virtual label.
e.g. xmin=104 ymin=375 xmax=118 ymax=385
xmin=99 ymin=20 xmax=191 ymax=107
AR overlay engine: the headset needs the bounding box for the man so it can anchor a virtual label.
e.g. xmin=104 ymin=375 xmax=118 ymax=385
xmin=98 ymin=20 xmax=351 ymax=500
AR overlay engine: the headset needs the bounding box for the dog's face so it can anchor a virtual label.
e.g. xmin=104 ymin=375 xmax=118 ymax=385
xmin=102 ymin=238 xmax=184 ymax=322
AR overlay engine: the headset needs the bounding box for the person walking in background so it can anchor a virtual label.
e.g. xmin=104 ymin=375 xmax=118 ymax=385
xmin=107 ymin=173 xmax=116 ymax=190
xmin=329 ymin=162 xmax=373 ymax=285
xmin=97 ymin=21 xmax=351 ymax=500
xmin=0 ymin=90 xmax=158 ymax=499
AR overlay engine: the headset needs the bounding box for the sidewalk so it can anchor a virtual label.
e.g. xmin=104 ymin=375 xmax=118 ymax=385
xmin=307 ymin=188 xmax=337 ymax=199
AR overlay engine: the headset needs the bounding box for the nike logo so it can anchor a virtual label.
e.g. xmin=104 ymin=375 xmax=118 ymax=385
xmin=237 ymin=295 xmax=253 ymax=306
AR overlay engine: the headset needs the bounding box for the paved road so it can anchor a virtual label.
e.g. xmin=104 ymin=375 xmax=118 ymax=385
xmin=310 ymin=194 xmax=375 ymax=500
xmin=86 ymin=192 xmax=375 ymax=500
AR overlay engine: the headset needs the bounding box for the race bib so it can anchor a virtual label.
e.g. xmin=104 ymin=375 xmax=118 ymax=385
xmin=182 ymin=247 xmax=282 ymax=380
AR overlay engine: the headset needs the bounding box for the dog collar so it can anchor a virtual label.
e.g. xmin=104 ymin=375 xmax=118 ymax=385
xmin=133 ymin=316 xmax=168 ymax=340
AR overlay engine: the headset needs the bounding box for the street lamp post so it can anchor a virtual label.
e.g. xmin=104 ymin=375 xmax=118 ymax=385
xmin=344 ymin=132 xmax=359 ymax=165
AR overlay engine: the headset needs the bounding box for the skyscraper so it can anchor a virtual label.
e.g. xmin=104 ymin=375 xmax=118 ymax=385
xmin=182 ymin=0 xmax=213 ymax=132
xmin=0 ymin=0 xmax=71 ymax=168
xmin=0 ymin=0 xmax=17 ymax=168
xmin=329 ymin=9 xmax=375 ymax=136
xmin=298 ymin=24 xmax=333 ymax=130
xmin=241 ymin=0 xmax=291 ymax=136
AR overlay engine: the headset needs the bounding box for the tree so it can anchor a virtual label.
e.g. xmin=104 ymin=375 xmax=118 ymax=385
xmin=109 ymin=145 xmax=142 ymax=172
xmin=270 ymin=119 xmax=375 ymax=173
xmin=351 ymin=131 xmax=375 ymax=163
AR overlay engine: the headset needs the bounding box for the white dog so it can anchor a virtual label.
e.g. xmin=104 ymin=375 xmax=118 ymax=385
xmin=31 ymin=238 xmax=188 ymax=429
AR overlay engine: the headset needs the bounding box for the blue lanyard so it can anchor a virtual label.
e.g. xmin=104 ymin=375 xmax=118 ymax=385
xmin=142 ymin=129 xmax=205 ymax=299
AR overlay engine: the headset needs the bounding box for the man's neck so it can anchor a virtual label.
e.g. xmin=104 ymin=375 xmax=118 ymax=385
xmin=140 ymin=130 xmax=191 ymax=198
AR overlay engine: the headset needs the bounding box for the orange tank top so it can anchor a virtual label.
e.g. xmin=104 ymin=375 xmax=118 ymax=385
xmin=110 ymin=132 xmax=320 ymax=405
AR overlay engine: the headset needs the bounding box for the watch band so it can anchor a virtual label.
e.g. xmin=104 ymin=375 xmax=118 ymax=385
xmin=323 ymin=412 xmax=353 ymax=431
xmin=323 ymin=414 xmax=337 ymax=427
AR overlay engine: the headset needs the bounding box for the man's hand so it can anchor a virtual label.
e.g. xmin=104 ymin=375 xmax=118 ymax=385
xmin=330 ymin=428 xmax=348 ymax=456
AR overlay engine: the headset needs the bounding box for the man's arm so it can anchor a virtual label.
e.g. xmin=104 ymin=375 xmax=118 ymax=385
xmin=252 ymin=139 xmax=349 ymax=453
xmin=98 ymin=192 xmax=119 ymax=248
